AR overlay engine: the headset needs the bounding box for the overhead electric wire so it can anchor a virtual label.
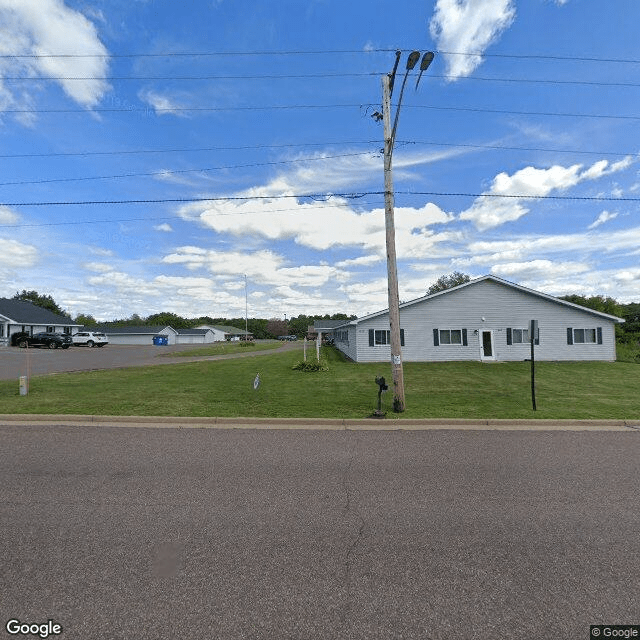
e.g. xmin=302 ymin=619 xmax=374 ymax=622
xmin=4 ymin=73 xmax=640 ymax=88
xmin=0 ymin=151 xmax=379 ymax=187
xmin=4 ymin=103 xmax=640 ymax=122
xmin=2 ymin=190 xmax=639 ymax=213
xmin=0 ymin=140 xmax=635 ymax=161
xmin=0 ymin=140 xmax=377 ymax=159
xmin=2 ymin=49 xmax=640 ymax=64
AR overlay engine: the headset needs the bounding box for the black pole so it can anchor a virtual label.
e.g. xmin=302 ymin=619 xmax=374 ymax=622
xmin=530 ymin=320 xmax=537 ymax=411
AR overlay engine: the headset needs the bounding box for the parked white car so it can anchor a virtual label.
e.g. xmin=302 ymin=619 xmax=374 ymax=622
xmin=72 ymin=331 xmax=109 ymax=347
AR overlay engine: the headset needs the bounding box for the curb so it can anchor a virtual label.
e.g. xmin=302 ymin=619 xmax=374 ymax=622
xmin=0 ymin=414 xmax=638 ymax=431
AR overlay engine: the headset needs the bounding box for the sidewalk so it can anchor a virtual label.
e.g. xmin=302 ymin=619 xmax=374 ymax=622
xmin=0 ymin=414 xmax=638 ymax=431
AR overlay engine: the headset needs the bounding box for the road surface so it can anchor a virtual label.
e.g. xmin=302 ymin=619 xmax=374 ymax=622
xmin=1 ymin=425 xmax=638 ymax=639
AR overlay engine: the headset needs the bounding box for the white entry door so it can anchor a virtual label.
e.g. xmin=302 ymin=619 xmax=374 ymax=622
xmin=481 ymin=330 xmax=495 ymax=361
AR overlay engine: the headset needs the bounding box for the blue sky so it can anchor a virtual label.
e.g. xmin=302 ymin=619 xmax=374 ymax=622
xmin=0 ymin=0 xmax=639 ymax=321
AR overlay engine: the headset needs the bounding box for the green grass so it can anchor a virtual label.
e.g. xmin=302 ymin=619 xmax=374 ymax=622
xmin=2 ymin=346 xmax=639 ymax=419
xmin=165 ymin=341 xmax=282 ymax=357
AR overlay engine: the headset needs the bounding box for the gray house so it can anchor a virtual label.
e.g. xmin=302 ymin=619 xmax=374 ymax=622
xmin=99 ymin=325 xmax=178 ymax=345
xmin=0 ymin=298 xmax=80 ymax=347
xmin=334 ymin=275 xmax=624 ymax=363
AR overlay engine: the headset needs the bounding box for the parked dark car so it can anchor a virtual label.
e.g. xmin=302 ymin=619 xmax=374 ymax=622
xmin=11 ymin=332 xmax=72 ymax=349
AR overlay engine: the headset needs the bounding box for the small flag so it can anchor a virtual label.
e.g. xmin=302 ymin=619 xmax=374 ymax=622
xmin=253 ymin=373 xmax=260 ymax=390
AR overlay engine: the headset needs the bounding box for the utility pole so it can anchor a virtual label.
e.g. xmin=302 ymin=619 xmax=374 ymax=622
xmin=382 ymin=72 xmax=405 ymax=412
xmin=380 ymin=50 xmax=434 ymax=413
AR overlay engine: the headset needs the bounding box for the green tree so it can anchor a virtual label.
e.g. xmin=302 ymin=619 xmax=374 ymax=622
xmin=13 ymin=290 xmax=68 ymax=316
xmin=74 ymin=314 xmax=98 ymax=327
xmin=145 ymin=312 xmax=191 ymax=328
xmin=427 ymin=272 xmax=472 ymax=295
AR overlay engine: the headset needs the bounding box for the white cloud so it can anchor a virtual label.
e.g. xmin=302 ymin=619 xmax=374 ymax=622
xmin=588 ymin=211 xmax=618 ymax=230
xmin=0 ymin=0 xmax=110 ymax=112
xmin=429 ymin=0 xmax=516 ymax=79
xmin=465 ymin=225 xmax=640 ymax=265
xmin=0 ymin=238 xmax=38 ymax=267
xmin=460 ymin=158 xmax=635 ymax=230
xmin=154 ymin=223 xmax=173 ymax=232
xmin=179 ymin=197 xmax=453 ymax=257
xmin=138 ymin=89 xmax=186 ymax=116
xmin=162 ymin=246 xmax=342 ymax=289
xmin=0 ymin=205 xmax=19 ymax=224
xmin=490 ymin=259 xmax=590 ymax=280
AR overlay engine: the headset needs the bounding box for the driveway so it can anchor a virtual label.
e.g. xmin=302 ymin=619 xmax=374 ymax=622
xmin=0 ymin=341 xmax=301 ymax=380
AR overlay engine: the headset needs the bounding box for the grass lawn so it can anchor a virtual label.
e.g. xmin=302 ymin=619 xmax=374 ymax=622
xmin=1 ymin=345 xmax=639 ymax=419
xmin=164 ymin=341 xmax=282 ymax=357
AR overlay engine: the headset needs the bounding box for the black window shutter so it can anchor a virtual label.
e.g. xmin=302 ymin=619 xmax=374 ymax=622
xmin=462 ymin=328 xmax=468 ymax=346
xmin=433 ymin=328 xmax=439 ymax=346
xmin=597 ymin=327 xmax=603 ymax=345
xmin=369 ymin=329 xmax=374 ymax=347
xmin=567 ymin=328 xmax=573 ymax=345
xmin=506 ymin=328 xmax=512 ymax=345
xmin=400 ymin=329 xmax=405 ymax=346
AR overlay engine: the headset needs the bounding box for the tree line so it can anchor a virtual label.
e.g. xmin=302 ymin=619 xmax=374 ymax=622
xmin=10 ymin=290 xmax=354 ymax=339
xmin=11 ymin=281 xmax=640 ymax=345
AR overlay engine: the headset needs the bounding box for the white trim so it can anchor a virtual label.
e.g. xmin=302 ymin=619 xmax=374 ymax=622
xmin=480 ymin=330 xmax=496 ymax=361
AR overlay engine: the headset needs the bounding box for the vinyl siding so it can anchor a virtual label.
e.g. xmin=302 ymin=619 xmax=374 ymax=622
xmin=340 ymin=279 xmax=619 ymax=363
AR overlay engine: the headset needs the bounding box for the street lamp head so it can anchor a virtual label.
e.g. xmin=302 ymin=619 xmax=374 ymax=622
xmin=406 ymin=51 xmax=421 ymax=70
xmin=415 ymin=51 xmax=435 ymax=90
xmin=420 ymin=51 xmax=434 ymax=71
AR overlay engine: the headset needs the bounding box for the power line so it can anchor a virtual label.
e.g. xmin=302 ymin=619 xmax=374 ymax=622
xmin=0 ymin=139 xmax=634 ymax=161
xmin=404 ymin=140 xmax=637 ymax=158
xmin=438 ymin=50 xmax=640 ymax=65
xmin=2 ymin=48 xmax=640 ymax=64
xmin=4 ymin=73 xmax=640 ymax=88
xmin=5 ymin=103 xmax=640 ymax=122
xmin=0 ymin=151 xmax=378 ymax=187
xmin=2 ymin=190 xmax=639 ymax=211
xmin=0 ymin=140 xmax=377 ymax=159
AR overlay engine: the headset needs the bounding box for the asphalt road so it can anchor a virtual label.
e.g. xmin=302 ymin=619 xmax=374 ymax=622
xmin=0 ymin=341 xmax=300 ymax=381
xmin=1 ymin=426 xmax=638 ymax=640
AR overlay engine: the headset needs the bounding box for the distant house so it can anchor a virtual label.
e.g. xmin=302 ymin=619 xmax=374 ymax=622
xmin=308 ymin=319 xmax=345 ymax=341
xmin=99 ymin=325 xmax=178 ymax=345
xmin=0 ymin=298 xmax=80 ymax=347
xmin=195 ymin=325 xmax=253 ymax=341
xmin=175 ymin=328 xmax=216 ymax=344
xmin=334 ymin=275 xmax=624 ymax=363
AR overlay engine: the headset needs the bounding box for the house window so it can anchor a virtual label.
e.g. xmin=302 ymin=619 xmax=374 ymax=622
xmin=433 ymin=328 xmax=468 ymax=346
xmin=567 ymin=327 xmax=602 ymax=345
xmin=506 ymin=328 xmax=539 ymax=345
xmin=512 ymin=328 xmax=529 ymax=344
xmin=375 ymin=330 xmax=390 ymax=345
xmin=46 ymin=326 xmax=54 ymax=333
xmin=369 ymin=329 xmax=405 ymax=347
xmin=441 ymin=329 xmax=461 ymax=345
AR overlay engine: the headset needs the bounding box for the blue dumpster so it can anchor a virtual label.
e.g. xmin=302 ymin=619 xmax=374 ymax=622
xmin=153 ymin=335 xmax=168 ymax=346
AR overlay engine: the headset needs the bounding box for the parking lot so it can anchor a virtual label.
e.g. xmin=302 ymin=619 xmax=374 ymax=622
xmin=0 ymin=342 xmax=296 ymax=381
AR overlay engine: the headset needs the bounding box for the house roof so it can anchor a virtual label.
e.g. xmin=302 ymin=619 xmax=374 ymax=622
xmin=176 ymin=328 xmax=213 ymax=335
xmin=210 ymin=325 xmax=251 ymax=335
xmin=313 ymin=320 xmax=346 ymax=331
xmin=337 ymin=275 xmax=625 ymax=327
xmin=0 ymin=298 xmax=79 ymax=326
xmin=97 ymin=325 xmax=177 ymax=335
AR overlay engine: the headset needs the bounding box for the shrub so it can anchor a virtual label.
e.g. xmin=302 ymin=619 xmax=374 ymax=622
xmin=292 ymin=358 xmax=329 ymax=372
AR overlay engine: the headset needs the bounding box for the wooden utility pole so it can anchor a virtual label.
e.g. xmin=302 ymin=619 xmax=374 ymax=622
xmin=382 ymin=73 xmax=405 ymax=412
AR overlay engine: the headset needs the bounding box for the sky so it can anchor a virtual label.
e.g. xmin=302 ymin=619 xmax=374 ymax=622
xmin=0 ymin=0 xmax=639 ymax=322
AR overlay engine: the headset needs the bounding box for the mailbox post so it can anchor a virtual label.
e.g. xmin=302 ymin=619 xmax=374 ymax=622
xmin=374 ymin=376 xmax=388 ymax=418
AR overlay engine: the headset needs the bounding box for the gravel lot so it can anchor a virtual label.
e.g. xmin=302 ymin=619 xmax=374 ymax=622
xmin=0 ymin=342 xmax=297 ymax=381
